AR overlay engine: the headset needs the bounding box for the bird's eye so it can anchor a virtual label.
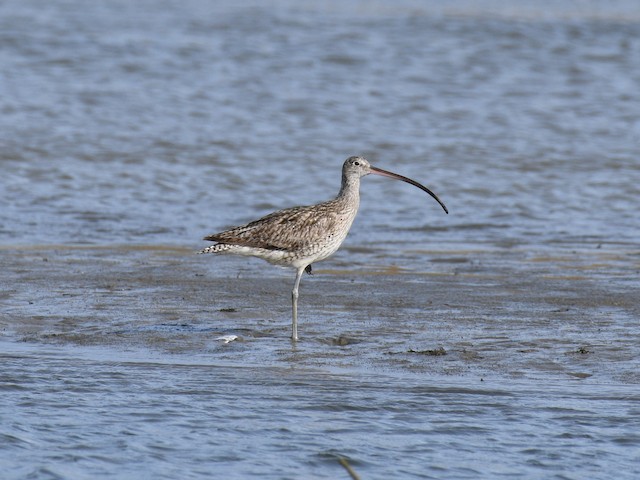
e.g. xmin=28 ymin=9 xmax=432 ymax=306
xmin=354 ymin=161 xmax=360 ymax=166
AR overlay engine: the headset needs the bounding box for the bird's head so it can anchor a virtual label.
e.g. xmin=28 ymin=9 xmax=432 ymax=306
xmin=342 ymin=155 xmax=448 ymax=214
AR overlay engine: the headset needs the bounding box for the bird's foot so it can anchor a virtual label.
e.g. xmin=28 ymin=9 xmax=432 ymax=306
xmin=305 ymin=265 xmax=313 ymax=275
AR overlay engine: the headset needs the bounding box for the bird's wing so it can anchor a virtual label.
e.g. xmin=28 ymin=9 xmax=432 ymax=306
xmin=204 ymin=203 xmax=341 ymax=251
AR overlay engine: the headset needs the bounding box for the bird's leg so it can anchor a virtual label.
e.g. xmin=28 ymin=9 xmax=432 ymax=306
xmin=291 ymin=266 xmax=306 ymax=342
xmin=305 ymin=264 xmax=313 ymax=275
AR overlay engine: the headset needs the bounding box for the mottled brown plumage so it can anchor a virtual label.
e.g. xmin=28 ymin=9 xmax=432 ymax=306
xmin=200 ymin=156 xmax=448 ymax=341
xmin=204 ymin=200 xmax=350 ymax=255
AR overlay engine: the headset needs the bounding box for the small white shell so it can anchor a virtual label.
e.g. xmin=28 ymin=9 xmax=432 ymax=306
xmin=215 ymin=335 xmax=238 ymax=344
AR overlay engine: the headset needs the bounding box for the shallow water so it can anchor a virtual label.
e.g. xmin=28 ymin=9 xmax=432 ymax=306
xmin=2 ymin=338 xmax=639 ymax=480
xmin=1 ymin=1 xmax=639 ymax=478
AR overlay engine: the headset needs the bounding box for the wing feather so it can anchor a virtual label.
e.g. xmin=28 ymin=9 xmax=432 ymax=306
xmin=204 ymin=201 xmax=344 ymax=251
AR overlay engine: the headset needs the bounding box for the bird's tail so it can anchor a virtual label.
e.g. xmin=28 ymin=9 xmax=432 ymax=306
xmin=198 ymin=244 xmax=233 ymax=255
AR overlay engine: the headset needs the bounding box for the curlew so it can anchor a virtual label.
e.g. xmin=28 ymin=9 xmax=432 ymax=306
xmin=200 ymin=156 xmax=448 ymax=341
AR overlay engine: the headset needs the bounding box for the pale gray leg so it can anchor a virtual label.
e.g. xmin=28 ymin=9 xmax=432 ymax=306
xmin=291 ymin=266 xmax=306 ymax=341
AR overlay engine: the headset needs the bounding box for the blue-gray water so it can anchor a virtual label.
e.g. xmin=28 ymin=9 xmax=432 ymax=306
xmin=1 ymin=1 xmax=639 ymax=478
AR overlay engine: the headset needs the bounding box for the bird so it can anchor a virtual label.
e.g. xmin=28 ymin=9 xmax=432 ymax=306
xmin=200 ymin=156 xmax=448 ymax=341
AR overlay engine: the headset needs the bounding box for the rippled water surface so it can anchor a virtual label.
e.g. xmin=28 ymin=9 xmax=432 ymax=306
xmin=1 ymin=1 xmax=639 ymax=478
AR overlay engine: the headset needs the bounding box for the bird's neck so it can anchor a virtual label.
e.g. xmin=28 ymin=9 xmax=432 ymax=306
xmin=336 ymin=174 xmax=361 ymax=205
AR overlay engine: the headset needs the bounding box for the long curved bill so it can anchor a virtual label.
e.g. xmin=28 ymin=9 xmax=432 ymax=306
xmin=370 ymin=166 xmax=449 ymax=214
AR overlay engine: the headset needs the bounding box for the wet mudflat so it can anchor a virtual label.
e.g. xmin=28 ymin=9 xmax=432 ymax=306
xmin=3 ymin=245 xmax=639 ymax=383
